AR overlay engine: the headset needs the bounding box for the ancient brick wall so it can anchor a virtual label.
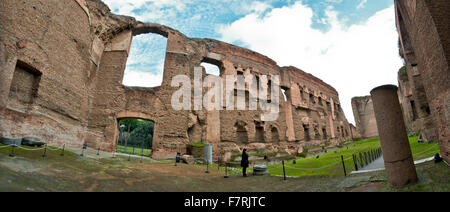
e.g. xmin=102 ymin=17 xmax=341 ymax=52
xmin=397 ymin=65 xmax=438 ymax=142
xmin=351 ymin=96 xmax=379 ymax=138
xmin=0 ymin=0 xmax=92 ymax=147
xmin=0 ymin=0 xmax=354 ymax=160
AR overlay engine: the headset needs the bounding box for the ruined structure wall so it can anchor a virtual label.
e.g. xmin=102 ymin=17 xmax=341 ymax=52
xmin=351 ymin=96 xmax=379 ymax=138
xmin=397 ymin=65 xmax=438 ymax=142
xmin=0 ymin=0 xmax=353 ymax=159
xmin=395 ymin=0 xmax=450 ymax=162
xmin=0 ymin=0 xmax=92 ymax=147
xmin=349 ymin=124 xmax=361 ymax=140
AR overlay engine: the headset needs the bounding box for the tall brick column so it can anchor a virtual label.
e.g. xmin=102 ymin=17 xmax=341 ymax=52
xmin=370 ymin=85 xmax=418 ymax=188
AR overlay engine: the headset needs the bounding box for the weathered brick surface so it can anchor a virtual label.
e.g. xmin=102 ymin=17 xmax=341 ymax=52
xmin=395 ymin=0 xmax=450 ymax=163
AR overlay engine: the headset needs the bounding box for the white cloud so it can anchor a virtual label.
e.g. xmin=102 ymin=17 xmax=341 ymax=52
xmin=122 ymin=70 xmax=163 ymax=88
xmin=218 ymin=3 xmax=402 ymax=125
xmin=245 ymin=1 xmax=273 ymax=14
xmin=357 ymin=0 xmax=368 ymax=9
xmin=102 ymin=0 xmax=187 ymax=21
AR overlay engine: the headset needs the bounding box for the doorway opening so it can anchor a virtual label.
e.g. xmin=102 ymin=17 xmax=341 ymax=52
xmin=117 ymin=118 xmax=154 ymax=157
xmin=255 ymin=126 xmax=265 ymax=143
xmin=271 ymin=127 xmax=280 ymax=143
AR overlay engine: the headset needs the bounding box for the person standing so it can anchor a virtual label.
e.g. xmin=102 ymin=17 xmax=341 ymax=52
xmin=241 ymin=149 xmax=249 ymax=177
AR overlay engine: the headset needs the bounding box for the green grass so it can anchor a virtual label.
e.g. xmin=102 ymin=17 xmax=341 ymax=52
xmin=116 ymin=145 xmax=151 ymax=157
xmin=408 ymin=136 xmax=440 ymax=160
xmin=194 ymin=136 xmax=441 ymax=177
xmin=265 ymin=136 xmax=440 ymax=178
xmin=231 ymin=149 xmax=286 ymax=159
xmin=190 ymin=141 xmax=204 ymax=147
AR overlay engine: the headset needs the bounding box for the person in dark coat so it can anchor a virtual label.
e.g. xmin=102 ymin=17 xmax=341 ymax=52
xmin=241 ymin=148 xmax=249 ymax=177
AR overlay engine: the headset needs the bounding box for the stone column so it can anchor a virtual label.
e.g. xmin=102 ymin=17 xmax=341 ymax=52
xmin=370 ymin=84 xmax=418 ymax=188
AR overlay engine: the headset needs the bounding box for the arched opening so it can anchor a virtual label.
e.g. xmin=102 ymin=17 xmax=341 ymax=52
xmin=271 ymin=127 xmax=280 ymax=143
xmin=309 ymin=93 xmax=315 ymax=105
xmin=201 ymin=57 xmax=224 ymax=76
xmin=322 ymin=127 xmax=327 ymax=140
xmin=117 ymin=118 xmax=154 ymax=157
xmin=303 ymin=124 xmax=311 ymax=141
xmin=122 ymin=33 xmax=167 ymax=88
xmin=281 ymin=87 xmax=289 ymax=102
xmin=314 ymin=125 xmax=321 ymax=140
xmin=201 ymin=62 xmax=221 ymax=76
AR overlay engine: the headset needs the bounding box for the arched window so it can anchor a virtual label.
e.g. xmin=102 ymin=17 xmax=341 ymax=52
xmin=122 ymin=33 xmax=167 ymax=87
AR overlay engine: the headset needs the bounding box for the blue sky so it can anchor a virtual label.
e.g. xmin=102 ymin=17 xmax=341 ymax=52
xmin=103 ymin=0 xmax=402 ymax=124
xmin=106 ymin=0 xmax=393 ymax=38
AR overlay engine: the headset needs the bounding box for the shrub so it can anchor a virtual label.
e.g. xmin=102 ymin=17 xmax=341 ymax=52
xmin=398 ymin=65 xmax=407 ymax=76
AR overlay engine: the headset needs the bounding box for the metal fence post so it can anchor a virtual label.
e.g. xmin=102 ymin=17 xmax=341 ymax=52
xmin=224 ymin=163 xmax=229 ymax=178
xmin=359 ymin=153 xmax=364 ymax=167
xmin=140 ymin=145 xmax=144 ymax=163
xmin=364 ymin=152 xmax=368 ymax=165
xmin=42 ymin=144 xmax=47 ymax=158
xmin=341 ymin=155 xmax=347 ymax=176
xmin=282 ymin=160 xmax=286 ymax=180
xmin=60 ymin=144 xmax=65 ymax=156
xmin=9 ymin=145 xmax=15 ymax=157
xmin=80 ymin=144 xmax=86 ymax=157
xmin=352 ymin=154 xmax=358 ymax=171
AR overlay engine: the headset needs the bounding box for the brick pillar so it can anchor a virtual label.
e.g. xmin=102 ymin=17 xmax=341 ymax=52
xmin=370 ymin=85 xmax=418 ymax=188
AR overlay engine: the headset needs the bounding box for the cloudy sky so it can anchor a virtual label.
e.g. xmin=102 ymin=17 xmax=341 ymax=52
xmin=102 ymin=0 xmax=403 ymax=125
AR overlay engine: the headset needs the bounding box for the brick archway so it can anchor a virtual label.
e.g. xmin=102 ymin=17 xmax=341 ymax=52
xmin=114 ymin=111 xmax=158 ymax=155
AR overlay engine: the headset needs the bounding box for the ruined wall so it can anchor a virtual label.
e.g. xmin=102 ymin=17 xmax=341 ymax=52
xmin=349 ymin=124 xmax=361 ymax=140
xmin=0 ymin=0 xmax=353 ymax=160
xmin=351 ymin=96 xmax=379 ymax=138
xmin=395 ymin=0 xmax=449 ymax=163
xmin=0 ymin=0 xmax=93 ymax=147
xmin=397 ymin=65 xmax=438 ymax=142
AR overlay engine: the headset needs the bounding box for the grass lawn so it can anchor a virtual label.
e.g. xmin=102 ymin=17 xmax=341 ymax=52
xmin=116 ymin=145 xmax=152 ymax=157
xmin=264 ymin=136 xmax=440 ymax=178
xmin=0 ymin=141 xmax=447 ymax=192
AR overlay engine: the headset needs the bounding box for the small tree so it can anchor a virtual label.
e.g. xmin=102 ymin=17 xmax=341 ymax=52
xmin=129 ymin=121 xmax=154 ymax=149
